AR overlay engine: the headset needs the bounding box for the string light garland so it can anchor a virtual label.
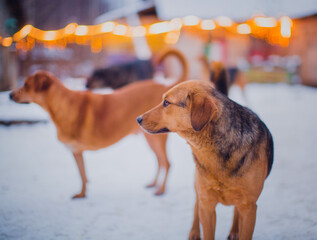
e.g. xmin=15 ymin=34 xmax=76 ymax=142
xmin=0 ymin=15 xmax=293 ymax=51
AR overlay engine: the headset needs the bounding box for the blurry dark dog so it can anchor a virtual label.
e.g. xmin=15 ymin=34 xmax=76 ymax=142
xmin=138 ymin=76 xmax=273 ymax=239
xmin=86 ymin=59 xmax=154 ymax=89
xmin=10 ymin=48 xmax=188 ymax=198
xmin=200 ymin=56 xmax=248 ymax=98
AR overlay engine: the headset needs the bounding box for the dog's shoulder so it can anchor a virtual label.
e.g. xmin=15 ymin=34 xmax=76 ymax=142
xmin=208 ymin=88 xmax=273 ymax=177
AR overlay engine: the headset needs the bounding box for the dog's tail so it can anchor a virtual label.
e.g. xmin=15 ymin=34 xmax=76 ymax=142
xmin=154 ymin=48 xmax=189 ymax=83
xmin=210 ymin=61 xmax=229 ymax=96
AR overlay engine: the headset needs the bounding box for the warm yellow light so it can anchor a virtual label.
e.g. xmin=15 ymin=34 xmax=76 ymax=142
xmin=43 ymin=31 xmax=56 ymax=41
xmin=2 ymin=37 xmax=13 ymax=47
xmin=91 ymin=38 xmax=103 ymax=53
xmin=201 ymin=19 xmax=216 ymax=30
xmin=216 ymin=16 xmax=232 ymax=27
xmin=9 ymin=14 xmax=288 ymax=48
xmin=254 ymin=17 xmax=277 ymax=27
xmin=280 ymin=16 xmax=292 ymax=38
xmin=15 ymin=40 xmax=23 ymax=50
xmin=21 ymin=25 xmax=32 ymax=36
xmin=113 ymin=24 xmax=127 ymax=35
xmin=183 ymin=15 xmax=200 ymax=26
xmin=75 ymin=25 xmax=88 ymax=36
xmin=13 ymin=24 xmax=32 ymax=41
xmin=65 ymin=23 xmax=77 ymax=35
xmin=237 ymin=23 xmax=251 ymax=34
xmin=101 ymin=21 xmax=115 ymax=33
xmin=132 ymin=26 xmax=146 ymax=37
xmin=169 ymin=18 xmax=183 ymax=31
xmin=149 ymin=21 xmax=169 ymax=34
xmin=164 ymin=31 xmax=180 ymax=45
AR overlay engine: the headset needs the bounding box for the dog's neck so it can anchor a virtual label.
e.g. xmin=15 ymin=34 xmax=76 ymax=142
xmin=178 ymin=124 xmax=215 ymax=151
xmin=40 ymin=84 xmax=79 ymax=126
xmin=179 ymin=125 xmax=224 ymax=176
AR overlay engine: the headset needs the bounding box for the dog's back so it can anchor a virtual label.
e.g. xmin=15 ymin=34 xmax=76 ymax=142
xmin=209 ymin=88 xmax=274 ymax=177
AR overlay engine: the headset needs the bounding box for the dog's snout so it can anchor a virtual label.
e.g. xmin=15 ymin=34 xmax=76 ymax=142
xmin=136 ymin=116 xmax=143 ymax=125
xmin=9 ymin=92 xmax=13 ymax=100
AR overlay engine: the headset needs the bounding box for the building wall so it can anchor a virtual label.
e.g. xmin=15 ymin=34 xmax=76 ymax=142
xmin=288 ymin=15 xmax=317 ymax=86
xmin=20 ymin=0 xmax=107 ymax=29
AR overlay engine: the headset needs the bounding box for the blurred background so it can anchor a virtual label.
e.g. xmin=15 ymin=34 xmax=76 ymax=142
xmin=1 ymin=1 xmax=317 ymax=239
xmin=0 ymin=0 xmax=317 ymax=89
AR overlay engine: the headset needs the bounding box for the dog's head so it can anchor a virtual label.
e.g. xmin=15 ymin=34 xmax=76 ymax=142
xmin=10 ymin=71 xmax=54 ymax=104
xmin=137 ymin=80 xmax=219 ymax=134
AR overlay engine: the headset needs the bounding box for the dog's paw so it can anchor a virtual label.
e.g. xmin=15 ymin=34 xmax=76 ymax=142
xmin=154 ymin=187 xmax=165 ymax=196
xmin=72 ymin=193 xmax=86 ymax=199
xmin=145 ymin=182 xmax=156 ymax=188
xmin=227 ymin=233 xmax=239 ymax=240
xmin=189 ymin=231 xmax=201 ymax=240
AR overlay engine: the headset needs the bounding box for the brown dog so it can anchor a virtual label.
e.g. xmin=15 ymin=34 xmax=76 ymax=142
xmin=10 ymin=48 xmax=188 ymax=198
xmin=137 ymin=79 xmax=273 ymax=239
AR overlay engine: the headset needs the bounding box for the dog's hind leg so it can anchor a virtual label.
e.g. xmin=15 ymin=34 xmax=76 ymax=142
xmin=143 ymin=133 xmax=159 ymax=189
xmin=72 ymin=152 xmax=88 ymax=199
xmin=227 ymin=207 xmax=239 ymax=240
xmin=144 ymin=133 xmax=170 ymax=195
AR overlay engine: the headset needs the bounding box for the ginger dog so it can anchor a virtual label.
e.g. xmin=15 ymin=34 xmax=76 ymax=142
xmin=137 ymin=79 xmax=274 ymax=239
xmin=10 ymin=48 xmax=188 ymax=198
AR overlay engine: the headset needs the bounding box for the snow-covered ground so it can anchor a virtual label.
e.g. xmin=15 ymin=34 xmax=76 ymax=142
xmin=1 ymin=83 xmax=317 ymax=240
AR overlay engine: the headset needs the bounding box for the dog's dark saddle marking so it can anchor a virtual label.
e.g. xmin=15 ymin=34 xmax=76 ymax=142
xmin=230 ymin=152 xmax=247 ymax=176
xmin=209 ymin=88 xmax=274 ymax=177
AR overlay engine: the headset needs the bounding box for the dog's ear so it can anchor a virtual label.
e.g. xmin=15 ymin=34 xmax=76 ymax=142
xmin=34 ymin=72 xmax=52 ymax=92
xmin=190 ymin=93 xmax=218 ymax=131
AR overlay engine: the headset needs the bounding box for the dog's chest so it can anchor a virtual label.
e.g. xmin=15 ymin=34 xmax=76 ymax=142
xmin=206 ymin=177 xmax=244 ymax=205
xmin=193 ymin=148 xmax=254 ymax=205
xmin=197 ymin=168 xmax=244 ymax=206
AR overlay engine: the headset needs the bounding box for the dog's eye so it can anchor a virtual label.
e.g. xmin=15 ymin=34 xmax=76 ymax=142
xmin=163 ymin=100 xmax=170 ymax=107
xmin=24 ymin=83 xmax=29 ymax=89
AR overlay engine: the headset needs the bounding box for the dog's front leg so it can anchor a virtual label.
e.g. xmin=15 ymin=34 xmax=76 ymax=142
xmin=189 ymin=193 xmax=201 ymax=240
xmin=72 ymin=152 xmax=88 ymax=199
xmin=237 ymin=203 xmax=257 ymax=240
xmin=189 ymin=173 xmax=201 ymax=240
xmin=228 ymin=207 xmax=239 ymax=240
xmin=199 ymin=196 xmax=216 ymax=240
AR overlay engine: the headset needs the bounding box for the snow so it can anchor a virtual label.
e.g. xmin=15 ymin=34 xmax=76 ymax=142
xmin=0 ymin=91 xmax=49 ymax=122
xmin=1 ymin=83 xmax=317 ymax=239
